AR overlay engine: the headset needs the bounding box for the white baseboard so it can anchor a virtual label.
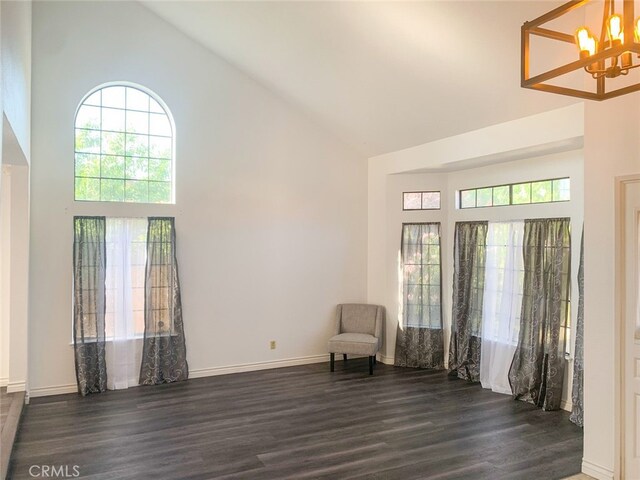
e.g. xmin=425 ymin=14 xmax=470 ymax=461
xmin=7 ymin=381 xmax=26 ymax=393
xmin=30 ymin=383 xmax=77 ymax=398
xmin=0 ymin=377 xmax=7 ymax=387
xmin=190 ymin=354 xmax=330 ymax=378
xmin=29 ymin=354 xmax=335 ymax=397
xmin=379 ymin=354 xmax=394 ymax=365
xmin=582 ymin=459 xmax=614 ymax=480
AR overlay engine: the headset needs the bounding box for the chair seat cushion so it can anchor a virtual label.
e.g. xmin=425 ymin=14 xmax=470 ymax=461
xmin=328 ymin=333 xmax=379 ymax=356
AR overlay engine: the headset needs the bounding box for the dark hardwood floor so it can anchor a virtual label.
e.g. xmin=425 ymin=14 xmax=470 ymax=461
xmin=9 ymin=360 xmax=583 ymax=480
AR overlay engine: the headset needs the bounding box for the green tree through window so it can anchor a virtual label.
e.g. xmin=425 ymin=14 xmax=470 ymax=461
xmin=74 ymin=85 xmax=174 ymax=203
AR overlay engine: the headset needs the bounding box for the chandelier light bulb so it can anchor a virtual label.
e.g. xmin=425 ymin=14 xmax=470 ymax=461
xmin=586 ymin=36 xmax=597 ymax=56
xmin=607 ymin=14 xmax=623 ymax=44
xmin=576 ymin=27 xmax=597 ymax=56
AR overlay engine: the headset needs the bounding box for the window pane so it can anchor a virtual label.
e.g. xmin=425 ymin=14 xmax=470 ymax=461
xmin=101 ymin=131 xmax=125 ymax=155
xmin=553 ymin=178 xmax=571 ymax=201
xmin=133 ymin=309 xmax=145 ymax=336
xmin=75 ymin=177 xmax=100 ymax=201
xmin=531 ymin=180 xmax=552 ymax=203
xmin=403 ymin=192 xmax=421 ymax=210
xmin=126 ymin=110 xmax=149 ymax=135
xmin=101 ymin=155 xmax=125 ymax=179
xmin=493 ymin=185 xmax=509 ymax=206
xmin=101 ymin=86 xmax=126 ymax=109
xmin=149 ymin=113 xmax=172 ymax=137
xmin=476 ymin=188 xmax=493 ymax=207
xmin=76 ymin=105 xmax=100 ymax=130
xmin=102 ymin=108 xmax=125 ymax=132
xmin=426 ymin=265 xmax=440 ymax=285
xmin=428 ymin=245 xmax=440 ymax=264
xmin=149 ymin=159 xmax=171 ymax=181
xmin=422 ymin=192 xmax=440 ymax=209
xmin=149 ymin=136 xmax=171 ymax=159
xmin=101 ymin=179 xmax=125 ymax=202
xmin=126 ymin=133 xmax=149 ymax=157
xmin=149 ymin=182 xmax=171 ymax=203
xmin=75 ymin=129 xmax=101 ymax=153
xmin=126 ymin=87 xmax=150 ymax=111
xmin=125 ymin=180 xmax=149 ymax=203
xmin=149 ymin=97 xmax=164 ymax=114
xmin=75 ymin=154 xmax=100 ymax=178
xmin=83 ymin=91 xmax=101 ymax=107
xmin=125 ymin=156 xmax=148 ymax=180
xmin=512 ymin=183 xmax=531 ymax=204
xmin=460 ymin=190 xmax=476 ymax=208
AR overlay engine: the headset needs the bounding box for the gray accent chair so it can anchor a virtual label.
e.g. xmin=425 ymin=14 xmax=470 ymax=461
xmin=328 ymin=304 xmax=384 ymax=375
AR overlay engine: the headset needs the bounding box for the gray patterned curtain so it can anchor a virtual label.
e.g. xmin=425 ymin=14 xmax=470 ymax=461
xmin=395 ymin=223 xmax=444 ymax=369
xmin=139 ymin=217 xmax=188 ymax=385
xmin=448 ymin=221 xmax=488 ymax=381
xmin=73 ymin=216 xmax=108 ymax=396
xmin=509 ymin=218 xmax=571 ymax=411
xmin=570 ymin=229 xmax=584 ymax=426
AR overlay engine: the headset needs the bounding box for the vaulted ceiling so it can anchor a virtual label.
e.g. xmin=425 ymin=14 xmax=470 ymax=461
xmin=143 ymin=1 xmax=579 ymax=157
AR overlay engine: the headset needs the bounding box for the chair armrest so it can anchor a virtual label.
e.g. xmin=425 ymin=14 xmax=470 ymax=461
xmin=375 ymin=306 xmax=384 ymax=340
xmin=334 ymin=305 xmax=343 ymax=336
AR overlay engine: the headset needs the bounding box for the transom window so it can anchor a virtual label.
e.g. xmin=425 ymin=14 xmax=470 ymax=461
xmin=459 ymin=177 xmax=570 ymax=209
xmin=403 ymin=191 xmax=441 ymax=210
xmin=74 ymin=84 xmax=174 ymax=203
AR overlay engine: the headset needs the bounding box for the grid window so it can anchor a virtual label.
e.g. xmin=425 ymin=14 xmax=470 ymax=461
xmin=105 ymin=218 xmax=148 ymax=339
xmin=403 ymin=191 xmax=441 ymax=210
xmin=459 ymin=177 xmax=570 ymax=209
xmin=401 ymin=223 xmax=442 ymax=329
xmin=75 ymin=85 xmax=174 ymax=203
xmin=483 ymin=222 xmax=525 ymax=346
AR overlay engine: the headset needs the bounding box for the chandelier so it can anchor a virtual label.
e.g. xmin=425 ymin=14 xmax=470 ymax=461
xmin=522 ymin=0 xmax=640 ymax=100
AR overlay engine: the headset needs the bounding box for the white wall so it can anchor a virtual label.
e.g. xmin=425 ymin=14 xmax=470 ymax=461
xmin=0 ymin=0 xmax=32 ymax=394
xmin=7 ymin=164 xmax=29 ymax=393
xmin=582 ymin=94 xmax=640 ymax=480
xmin=381 ymin=151 xmax=584 ymax=409
xmin=1 ymin=0 xmax=31 ymax=163
xmin=29 ymin=1 xmax=367 ymax=393
xmin=0 ymin=167 xmax=11 ymax=386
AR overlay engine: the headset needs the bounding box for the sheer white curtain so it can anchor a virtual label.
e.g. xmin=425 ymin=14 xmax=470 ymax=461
xmin=480 ymin=221 xmax=524 ymax=395
xmin=105 ymin=218 xmax=146 ymax=390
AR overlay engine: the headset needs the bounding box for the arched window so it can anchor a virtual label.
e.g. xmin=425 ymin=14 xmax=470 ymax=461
xmin=74 ymin=84 xmax=174 ymax=203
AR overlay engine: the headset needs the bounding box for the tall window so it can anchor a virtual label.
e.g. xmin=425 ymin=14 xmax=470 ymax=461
xmin=482 ymin=222 xmax=525 ymax=347
xmin=105 ymin=218 xmax=148 ymax=339
xmin=401 ymin=223 xmax=442 ymax=328
xmin=480 ymin=221 xmax=525 ymax=394
xmin=74 ymin=84 xmax=174 ymax=203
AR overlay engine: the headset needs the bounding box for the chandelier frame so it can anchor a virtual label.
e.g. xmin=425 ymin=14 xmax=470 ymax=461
xmin=522 ymin=0 xmax=640 ymax=100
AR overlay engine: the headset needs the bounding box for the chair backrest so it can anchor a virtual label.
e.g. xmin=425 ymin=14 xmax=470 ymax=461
xmin=338 ymin=304 xmax=381 ymax=336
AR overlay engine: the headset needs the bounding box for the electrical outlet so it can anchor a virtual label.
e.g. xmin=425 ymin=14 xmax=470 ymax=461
xmin=270 ymin=340 xmax=276 ymax=350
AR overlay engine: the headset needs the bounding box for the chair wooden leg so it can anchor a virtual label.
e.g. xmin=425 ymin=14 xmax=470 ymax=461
xmin=343 ymin=354 xmax=347 ymax=362
xmin=369 ymin=356 xmax=374 ymax=375
xmin=330 ymin=353 xmax=335 ymax=372
xmin=373 ymin=355 xmax=377 ymax=365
